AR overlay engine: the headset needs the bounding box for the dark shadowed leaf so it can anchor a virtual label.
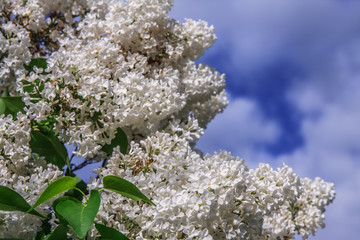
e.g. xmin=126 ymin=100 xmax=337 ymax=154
xmin=101 ymin=127 xmax=128 ymax=155
xmin=24 ymin=58 xmax=48 ymax=74
xmin=2 ymin=88 xmax=10 ymax=97
xmin=95 ymin=223 xmax=129 ymax=240
xmin=30 ymin=131 xmax=69 ymax=169
xmin=34 ymin=213 xmax=52 ymax=240
xmin=45 ymin=224 xmax=69 ymax=240
xmin=0 ymin=96 xmax=25 ymax=119
xmin=0 ymin=238 xmax=24 ymax=240
xmin=0 ymin=99 xmax=5 ymax=114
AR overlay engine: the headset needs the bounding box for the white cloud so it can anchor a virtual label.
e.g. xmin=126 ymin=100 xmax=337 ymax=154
xmin=196 ymin=97 xmax=280 ymax=166
xmin=274 ymin=105 xmax=360 ymax=239
xmin=170 ymin=0 xmax=360 ymax=82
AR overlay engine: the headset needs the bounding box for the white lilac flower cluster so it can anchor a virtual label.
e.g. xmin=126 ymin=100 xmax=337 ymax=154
xmin=90 ymin=132 xmax=335 ymax=239
xmin=0 ymin=0 xmax=335 ymax=239
xmin=9 ymin=0 xmax=226 ymax=159
xmin=0 ymin=113 xmax=63 ymax=237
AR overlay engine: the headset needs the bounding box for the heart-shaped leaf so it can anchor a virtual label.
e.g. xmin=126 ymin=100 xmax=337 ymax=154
xmin=101 ymin=127 xmax=128 ymax=155
xmin=103 ymin=176 xmax=155 ymax=206
xmin=53 ymin=196 xmax=82 ymax=226
xmin=95 ymin=223 xmax=129 ymax=240
xmin=28 ymin=176 xmax=76 ymax=213
xmin=56 ymin=190 xmax=100 ymax=238
xmin=0 ymin=185 xmax=44 ymax=218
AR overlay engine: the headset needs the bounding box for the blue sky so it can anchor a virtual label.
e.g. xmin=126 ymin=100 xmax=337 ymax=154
xmin=169 ymin=0 xmax=360 ymax=239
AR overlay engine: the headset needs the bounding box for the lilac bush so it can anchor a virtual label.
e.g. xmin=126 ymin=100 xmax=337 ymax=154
xmin=0 ymin=0 xmax=335 ymax=239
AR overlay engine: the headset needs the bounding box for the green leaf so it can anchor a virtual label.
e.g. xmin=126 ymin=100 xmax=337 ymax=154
xmin=0 ymin=99 xmax=5 ymax=115
xmin=56 ymin=190 xmax=101 ymax=239
xmin=2 ymin=87 xmax=10 ymax=97
xmin=101 ymin=128 xmax=128 ymax=155
xmin=21 ymin=78 xmax=46 ymax=97
xmin=53 ymin=196 xmax=82 ymax=210
xmin=52 ymin=196 xmax=82 ymax=226
xmin=45 ymin=224 xmax=69 ymax=240
xmin=0 ymin=238 xmax=24 ymax=240
xmin=1 ymin=96 xmax=25 ymax=113
xmin=0 ymin=96 xmax=26 ymax=119
xmin=30 ymin=131 xmax=69 ymax=169
xmin=64 ymin=173 xmax=88 ymax=201
xmin=0 ymin=186 xmax=44 ymax=218
xmin=28 ymin=177 xmax=76 ymax=213
xmin=21 ymin=80 xmax=34 ymax=93
xmin=24 ymin=58 xmax=48 ymax=74
xmin=103 ymin=176 xmax=155 ymax=206
xmin=95 ymin=223 xmax=129 ymax=240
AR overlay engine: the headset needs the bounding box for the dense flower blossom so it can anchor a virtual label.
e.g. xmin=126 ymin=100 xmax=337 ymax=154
xmin=0 ymin=113 xmax=63 ymax=237
xmin=0 ymin=0 xmax=335 ymax=239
